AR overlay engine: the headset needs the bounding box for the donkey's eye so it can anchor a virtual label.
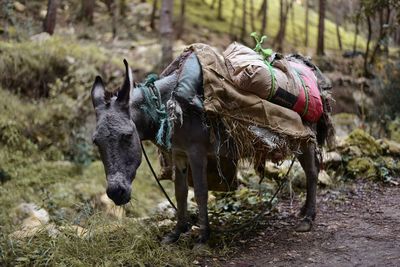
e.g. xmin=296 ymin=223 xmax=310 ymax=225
xmin=121 ymin=133 xmax=133 ymax=141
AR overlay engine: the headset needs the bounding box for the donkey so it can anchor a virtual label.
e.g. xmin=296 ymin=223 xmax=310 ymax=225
xmin=91 ymin=54 xmax=325 ymax=244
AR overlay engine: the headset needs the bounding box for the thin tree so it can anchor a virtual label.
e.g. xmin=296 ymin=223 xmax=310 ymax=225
xmin=370 ymin=4 xmax=392 ymax=64
xmin=217 ymin=0 xmax=223 ymax=20
xmin=150 ymin=0 xmax=158 ymax=30
xmin=304 ymin=0 xmax=309 ymax=46
xmin=316 ymin=0 xmax=326 ymax=55
xmin=353 ymin=9 xmax=361 ymax=53
xmin=177 ymin=0 xmax=186 ymax=39
xmin=80 ymin=0 xmax=95 ymax=25
xmin=229 ymin=0 xmax=239 ymax=39
xmin=104 ymin=0 xmax=118 ymax=38
xmin=259 ymin=0 xmax=268 ymax=36
xmin=211 ymin=0 xmax=217 ymax=9
xmin=290 ymin=0 xmax=296 ymax=44
xmin=273 ymin=0 xmax=290 ymax=52
xmin=364 ymin=15 xmax=373 ymax=77
xmin=160 ymin=0 xmax=174 ymax=70
xmin=335 ymin=3 xmax=343 ymax=51
xmin=240 ymin=0 xmax=247 ymax=42
xmin=43 ymin=0 xmax=59 ymax=35
xmin=250 ymin=0 xmax=256 ymax=32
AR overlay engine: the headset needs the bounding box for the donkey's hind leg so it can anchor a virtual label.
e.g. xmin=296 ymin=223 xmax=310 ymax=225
xmin=162 ymin=156 xmax=190 ymax=244
xmin=296 ymin=141 xmax=320 ymax=232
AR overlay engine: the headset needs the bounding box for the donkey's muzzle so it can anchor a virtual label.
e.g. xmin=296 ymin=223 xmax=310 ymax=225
xmin=106 ymin=181 xmax=131 ymax=206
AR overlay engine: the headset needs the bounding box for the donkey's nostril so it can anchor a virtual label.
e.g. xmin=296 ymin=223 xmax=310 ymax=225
xmin=106 ymin=183 xmax=131 ymax=206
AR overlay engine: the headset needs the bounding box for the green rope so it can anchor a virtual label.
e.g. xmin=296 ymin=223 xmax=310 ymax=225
xmin=138 ymin=74 xmax=172 ymax=150
xmin=250 ymin=32 xmax=276 ymax=100
xmin=294 ymin=70 xmax=309 ymax=117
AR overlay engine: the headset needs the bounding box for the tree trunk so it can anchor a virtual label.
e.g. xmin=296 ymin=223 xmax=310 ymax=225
xmin=290 ymin=0 xmax=296 ymax=44
xmin=240 ymin=0 xmax=247 ymax=42
xmin=260 ymin=0 xmax=268 ymax=35
xmin=81 ymin=0 xmax=95 ymax=24
xmin=177 ymin=0 xmax=186 ymax=38
xmin=273 ymin=0 xmax=290 ymax=52
xmin=335 ymin=14 xmax=343 ymax=50
xmin=364 ymin=15 xmax=372 ymax=77
xmin=160 ymin=0 xmax=174 ymax=70
xmin=305 ymin=0 xmax=309 ymax=46
xmin=316 ymin=0 xmax=326 ymax=55
xmin=229 ymin=0 xmax=239 ymax=39
xmin=105 ymin=0 xmax=118 ymax=38
xmin=353 ymin=13 xmax=360 ymax=53
xmin=370 ymin=6 xmax=392 ymax=64
xmin=211 ymin=0 xmax=217 ymax=9
xmin=250 ymin=0 xmax=256 ymax=32
xmin=43 ymin=0 xmax=59 ymax=35
xmin=217 ymin=0 xmax=223 ymax=20
xmin=150 ymin=0 xmax=158 ymax=30
xmin=120 ymin=0 xmax=127 ymax=17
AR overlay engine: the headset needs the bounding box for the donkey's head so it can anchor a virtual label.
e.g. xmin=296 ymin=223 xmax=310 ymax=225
xmin=91 ymin=60 xmax=142 ymax=205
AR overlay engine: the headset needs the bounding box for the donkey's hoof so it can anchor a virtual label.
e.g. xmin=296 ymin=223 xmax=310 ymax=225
xmin=161 ymin=232 xmax=180 ymax=244
xmin=295 ymin=218 xmax=313 ymax=232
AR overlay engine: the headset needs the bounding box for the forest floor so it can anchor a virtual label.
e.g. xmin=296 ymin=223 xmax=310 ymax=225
xmin=206 ymin=181 xmax=400 ymax=267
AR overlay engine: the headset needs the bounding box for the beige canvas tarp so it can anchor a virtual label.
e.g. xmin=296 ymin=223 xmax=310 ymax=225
xmin=187 ymin=43 xmax=315 ymax=141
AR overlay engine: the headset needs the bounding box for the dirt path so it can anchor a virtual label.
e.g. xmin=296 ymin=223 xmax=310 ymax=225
xmin=212 ymin=182 xmax=400 ymax=267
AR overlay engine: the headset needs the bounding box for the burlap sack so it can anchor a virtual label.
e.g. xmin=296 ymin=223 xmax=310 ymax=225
xmin=223 ymin=42 xmax=272 ymax=99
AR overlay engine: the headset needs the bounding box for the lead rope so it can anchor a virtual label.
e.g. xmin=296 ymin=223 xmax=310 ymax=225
xmin=141 ymin=142 xmax=177 ymax=211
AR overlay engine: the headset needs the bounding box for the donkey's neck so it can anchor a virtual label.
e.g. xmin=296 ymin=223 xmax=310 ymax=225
xmin=130 ymin=73 xmax=178 ymax=141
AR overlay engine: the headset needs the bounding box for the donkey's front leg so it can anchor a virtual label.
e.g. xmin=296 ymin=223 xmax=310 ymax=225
xmin=162 ymin=156 xmax=190 ymax=244
xmin=296 ymin=142 xmax=320 ymax=232
xmin=187 ymin=145 xmax=210 ymax=243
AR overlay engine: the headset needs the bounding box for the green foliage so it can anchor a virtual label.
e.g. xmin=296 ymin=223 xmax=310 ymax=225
xmin=188 ymin=0 xmax=366 ymax=51
xmin=0 ymin=217 xmax=193 ymax=266
xmin=0 ymin=37 xmax=116 ymax=98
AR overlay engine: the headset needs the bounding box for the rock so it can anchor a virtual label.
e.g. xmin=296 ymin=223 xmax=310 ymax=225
xmin=14 ymin=1 xmax=26 ymax=12
xmin=10 ymin=203 xmax=51 ymax=239
xmin=323 ymin=151 xmax=342 ymax=166
xmin=347 ymin=157 xmax=377 ymax=179
xmin=388 ymin=118 xmax=400 ymax=143
xmin=332 ymin=113 xmax=362 ymax=140
xmin=318 ymin=170 xmax=333 ymax=186
xmin=154 ymin=200 xmax=176 ymax=219
xmin=99 ymin=193 xmax=125 ymax=219
xmin=30 ymin=32 xmax=51 ymax=42
xmin=378 ymin=138 xmax=400 ymax=156
xmin=157 ymin=219 xmax=174 ymax=227
xmin=14 ymin=203 xmax=49 ymax=225
xmin=342 ymin=129 xmax=382 ymax=156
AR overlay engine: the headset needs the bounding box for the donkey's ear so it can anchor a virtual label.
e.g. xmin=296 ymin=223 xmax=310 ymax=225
xmin=117 ymin=59 xmax=133 ymax=105
xmin=91 ymin=76 xmax=106 ymax=109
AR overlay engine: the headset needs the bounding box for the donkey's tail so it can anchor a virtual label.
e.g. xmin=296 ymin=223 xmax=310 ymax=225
xmin=316 ymin=92 xmax=335 ymax=148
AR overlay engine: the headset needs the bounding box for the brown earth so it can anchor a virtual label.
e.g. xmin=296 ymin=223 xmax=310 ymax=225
xmin=205 ymin=181 xmax=400 ymax=267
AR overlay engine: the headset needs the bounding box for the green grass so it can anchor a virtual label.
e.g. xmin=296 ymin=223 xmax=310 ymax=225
xmin=183 ymin=0 xmax=365 ymax=52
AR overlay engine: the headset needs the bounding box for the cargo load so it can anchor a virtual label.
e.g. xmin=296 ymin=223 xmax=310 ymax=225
xmin=223 ymin=42 xmax=323 ymax=122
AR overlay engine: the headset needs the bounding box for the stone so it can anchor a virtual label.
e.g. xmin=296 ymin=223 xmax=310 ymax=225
xmin=318 ymin=170 xmax=333 ymax=186
xmin=14 ymin=203 xmax=49 ymax=225
xmin=323 ymin=151 xmax=342 ymax=165
xmin=14 ymin=1 xmax=26 ymax=12
xmin=332 ymin=113 xmax=362 ymax=140
xmin=30 ymin=32 xmax=51 ymax=42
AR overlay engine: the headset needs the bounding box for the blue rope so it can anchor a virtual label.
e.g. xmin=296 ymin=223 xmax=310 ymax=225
xmin=138 ymin=74 xmax=172 ymax=150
